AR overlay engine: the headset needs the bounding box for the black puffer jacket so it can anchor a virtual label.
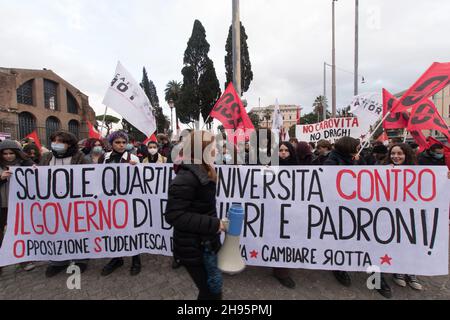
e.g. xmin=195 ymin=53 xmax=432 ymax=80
xmin=165 ymin=164 xmax=221 ymax=266
xmin=323 ymin=150 xmax=355 ymax=166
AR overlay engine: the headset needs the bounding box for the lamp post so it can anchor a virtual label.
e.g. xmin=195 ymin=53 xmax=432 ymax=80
xmin=332 ymin=0 xmax=338 ymax=118
xmin=168 ymin=99 xmax=175 ymax=137
xmin=232 ymin=0 xmax=242 ymax=97
xmin=324 ymin=61 xmax=365 ymax=119
xmin=354 ymin=0 xmax=359 ymax=96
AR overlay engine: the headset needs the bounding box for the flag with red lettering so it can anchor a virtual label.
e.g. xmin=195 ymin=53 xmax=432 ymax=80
xmin=210 ymin=83 xmax=254 ymax=132
xmin=391 ymin=62 xmax=450 ymax=114
xmin=25 ymin=131 xmax=42 ymax=151
xmin=87 ymin=121 xmax=102 ymax=140
xmin=382 ymin=89 xmax=409 ymax=129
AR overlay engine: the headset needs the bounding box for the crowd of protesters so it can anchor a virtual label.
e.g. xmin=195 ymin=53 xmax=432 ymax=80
xmin=0 ymin=128 xmax=449 ymax=300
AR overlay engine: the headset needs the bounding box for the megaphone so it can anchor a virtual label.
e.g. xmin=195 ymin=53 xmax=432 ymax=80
xmin=218 ymin=203 xmax=246 ymax=275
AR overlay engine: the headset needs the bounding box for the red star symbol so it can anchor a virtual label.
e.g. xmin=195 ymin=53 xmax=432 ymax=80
xmin=380 ymin=254 xmax=393 ymax=266
xmin=250 ymin=250 xmax=258 ymax=259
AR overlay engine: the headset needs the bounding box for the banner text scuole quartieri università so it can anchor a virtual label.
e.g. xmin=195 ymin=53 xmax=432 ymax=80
xmin=0 ymin=164 xmax=448 ymax=276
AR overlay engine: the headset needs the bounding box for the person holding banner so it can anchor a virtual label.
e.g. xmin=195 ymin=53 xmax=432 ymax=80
xmin=384 ymin=143 xmax=423 ymax=292
xmin=83 ymin=138 xmax=105 ymax=164
xmin=323 ymin=137 xmax=359 ymax=287
xmin=23 ymin=143 xmax=41 ymax=165
xmin=143 ymin=141 xmax=167 ymax=164
xmin=272 ymin=141 xmax=298 ymax=289
xmin=165 ymin=130 xmax=226 ymax=300
xmin=296 ymin=142 xmax=313 ymax=165
xmin=0 ymin=140 xmax=35 ymax=273
xmin=99 ymin=131 xmax=142 ymax=276
xmin=40 ymin=131 xmax=92 ymax=277
xmin=312 ymin=140 xmax=333 ymax=165
xmin=418 ymin=143 xmax=445 ymax=166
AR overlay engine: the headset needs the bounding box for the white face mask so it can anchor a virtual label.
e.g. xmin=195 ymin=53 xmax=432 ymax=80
xmin=148 ymin=148 xmax=158 ymax=156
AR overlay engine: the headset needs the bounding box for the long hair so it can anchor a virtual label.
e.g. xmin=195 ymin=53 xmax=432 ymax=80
xmin=384 ymin=143 xmax=417 ymax=165
xmin=279 ymin=141 xmax=298 ymax=165
xmin=0 ymin=149 xmax=29 ymax=167
xmin=23 ymin=143 xmax=41 ymax=162
xmin=183 ymin=130 xmax=217 ymax=182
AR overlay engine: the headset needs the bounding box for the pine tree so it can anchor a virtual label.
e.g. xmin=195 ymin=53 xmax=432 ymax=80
xmin=199 ymin=58 xmax=221 ymax=127
xmin=177 ymin=20 xmax=221 ymax=127
xmin=141 ymin=67 xmax=169 ymax=133
xmin=225 ymin=22 xmax=253 ymax=95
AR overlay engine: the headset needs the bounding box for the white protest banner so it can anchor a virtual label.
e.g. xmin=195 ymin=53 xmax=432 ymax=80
xmin=0 ymin=165 xmax=448 ymax=276
xmin=348 ymin=92 xmax=383 ymax=132
xmin=103 ymin=62 xmax=157 ymax=137
xmin=296 ymin=117 xmax=366 ymax=143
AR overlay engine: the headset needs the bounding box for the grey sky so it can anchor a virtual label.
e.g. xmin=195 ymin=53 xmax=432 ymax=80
xmin=1 ymin=0 xmax=449 ymax=123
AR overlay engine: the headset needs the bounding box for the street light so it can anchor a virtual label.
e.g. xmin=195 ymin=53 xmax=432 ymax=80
xmin=323 ymin=62 xmax=365 ymax=120
xmin=168 ymin=99 xmax=175 ymax=136
xmin=332 ymin=0 xmax=338 ymax=118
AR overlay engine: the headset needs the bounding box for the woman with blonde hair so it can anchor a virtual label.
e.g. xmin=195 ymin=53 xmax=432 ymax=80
xmin=165 ymin=131 xmax=226 ymax=300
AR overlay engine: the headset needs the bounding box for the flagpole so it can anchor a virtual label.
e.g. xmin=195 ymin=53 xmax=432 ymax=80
xmin=201 ymin=116 xmax=212 ymax=130
xmin=402 ymin=128 xmax=408 ymax=143
xmin=101 ymin=106 xmax=108 ymax=136
xmin=357 ymin=111 xmax=391 ymax=157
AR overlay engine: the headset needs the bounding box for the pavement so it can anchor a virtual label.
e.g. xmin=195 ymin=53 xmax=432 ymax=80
xmin=0 ymin=238 xmax=449 ymax=300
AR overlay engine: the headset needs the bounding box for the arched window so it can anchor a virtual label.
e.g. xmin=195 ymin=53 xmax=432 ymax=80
xmin=46 ymin=116 xmax=61 ymax=146
xmin=17 ymin=80 xmax=34 ymax=106
xmin=44 ymin=80 xmax=58 ymax=110
xmin=18 ymin=112 xmax=36 ymax=139
xmin=67 ymin=91 xmax=79 ymax=114
xmin=68 ymin=120 xmax=80 ymax=139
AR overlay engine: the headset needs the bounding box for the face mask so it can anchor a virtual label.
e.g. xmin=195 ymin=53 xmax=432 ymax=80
xmin=148 ymin=148 xmax=158 ymax=156
xmin=126 ymin=144 xmax=134 ymax=151
xmin=51 ymin=143 xmax=67 ymax=154
xmin=92 ymin=146 xmax=104 ymax=154
xmin=431 ymin=152 xmax=444 ymax=160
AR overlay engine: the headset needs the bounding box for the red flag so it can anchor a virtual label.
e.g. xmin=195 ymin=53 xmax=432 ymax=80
xmin=87 ymin=121 xmax=102 ymax=139
xmin=382 ymin=89 xmax=409 ymax=129
xmin=407 ymin=100 xmax=450 ymax=143
xmin=25 ymin=131 xmax=42 ymax=150
xmin=296 ymin=107 xmax=301 ymax=125
xmin=143 ymin=133 xmax=158 ymax=146
xmin=210 ymin=83 xmax=255 ymax=132
xmin=391 ymin=62 xmax=450 ymax=114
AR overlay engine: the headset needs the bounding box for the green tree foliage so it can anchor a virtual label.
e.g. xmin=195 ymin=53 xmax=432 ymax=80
xmin=248 ymin=112 xmax=260 ymax=130
xmin=199 ymin=58 xmax=221 ymax=128
xmin=141 ymin=67 xmax=169 ymax=134
xmin=95 ymin=115 xmax=120 ymax=136
xmin=177 ymin=20 xmax=221 ymax=127
xmin=165 ymin=80 xmax=182 ymax=104
xmin=225 ymin=22 xmax=253 ymax=95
